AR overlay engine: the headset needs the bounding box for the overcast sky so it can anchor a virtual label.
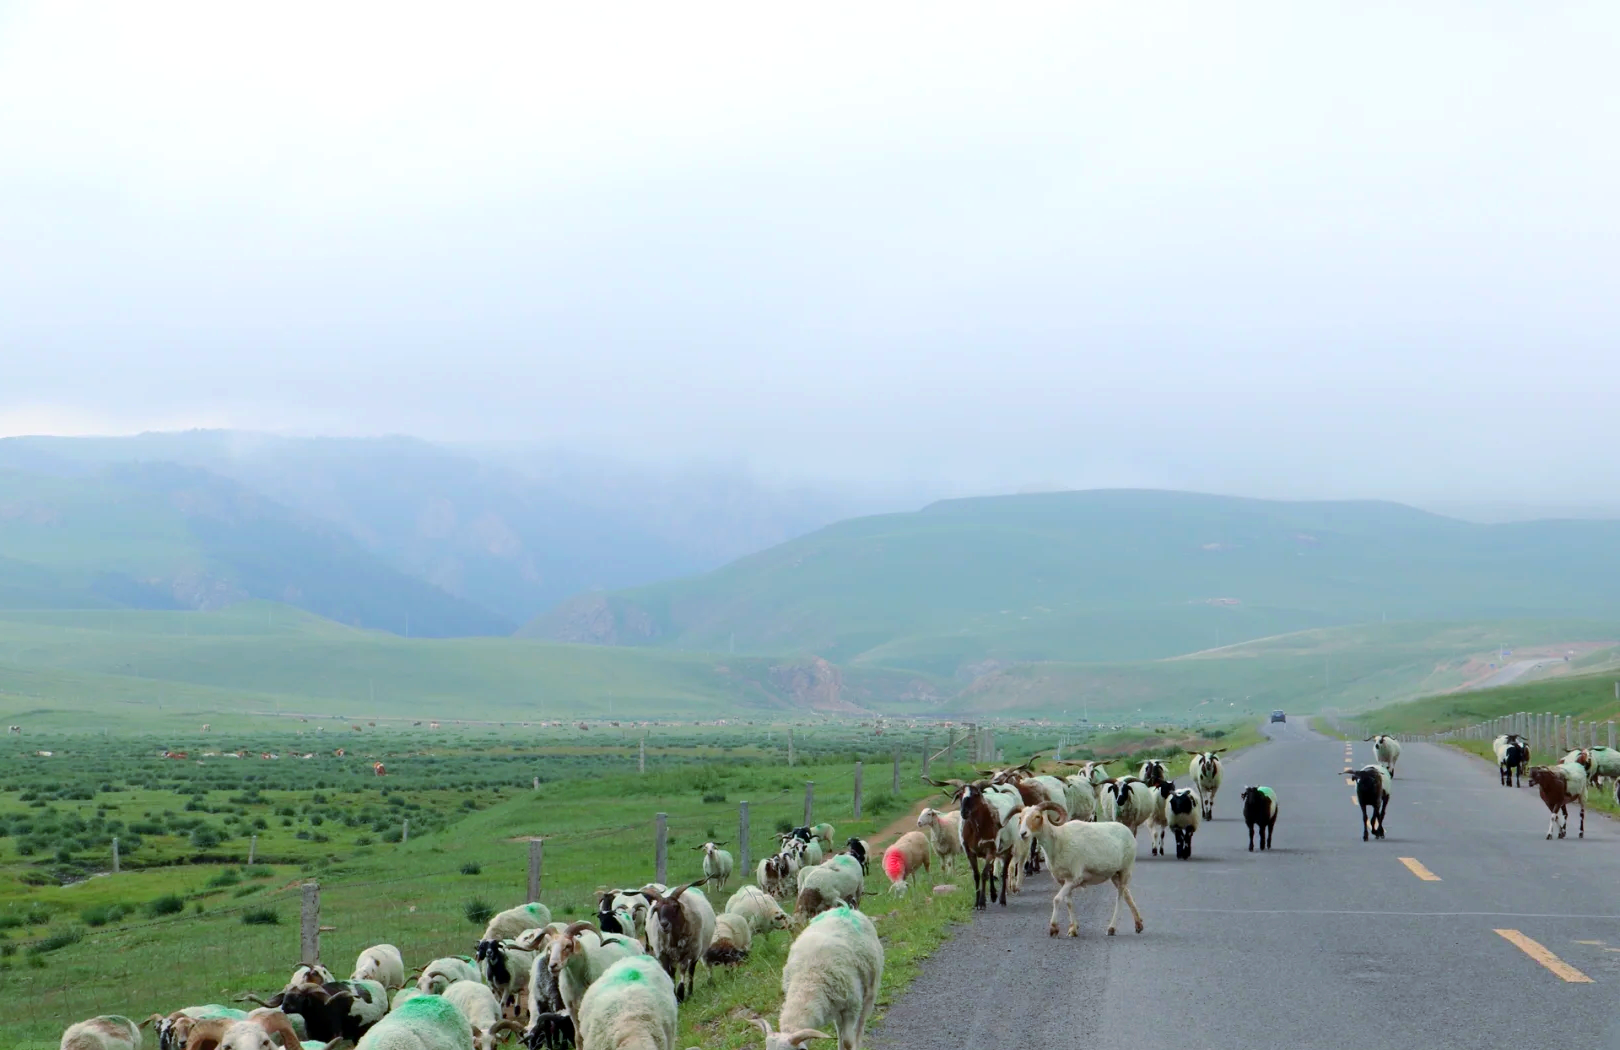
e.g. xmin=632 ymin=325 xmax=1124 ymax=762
xmin=3 ymin=3 xmax=1617 ymax=503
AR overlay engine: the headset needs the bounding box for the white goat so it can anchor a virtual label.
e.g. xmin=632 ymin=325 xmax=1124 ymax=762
xmin=1185 ymin=749 xmax=1225 ymax=820
xmin=755 ymin=905 xmax=883 ymax=1050
xmin=916 ymin=808 xmax=963 ymax=874
xmin=985 ymin=783 xmax=1028 ymax=892
xmin=1058 ymin=775 xmax=1097 ymax=823
xmin=1367 ymin=734 xmax=1402 ymax=777
xmin=352 ymin=944 xmax=407 ymax=991
xmin=1017 ymin=803 xmax=1144 ymax=937
xmin=60 ymin=1016 xmax=142 ymax=1050
xmin=354 ymin=993 xmax=473 ymax=1050
xmin=549 ymin=921 xmax=645 ymax=1024
xmin=576 ymin=955 xmax=679 ymax=1050
xmin=697 ymin=841 xmax=735 ymax=889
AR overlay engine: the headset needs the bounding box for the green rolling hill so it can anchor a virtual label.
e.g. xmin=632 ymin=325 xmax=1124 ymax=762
xmin=525 ymin=490 xmax=1620 ymax=678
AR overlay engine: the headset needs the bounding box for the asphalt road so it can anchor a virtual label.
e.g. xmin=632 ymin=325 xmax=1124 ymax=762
xmin=873 ymin=719 xmax=1620 ymax=1050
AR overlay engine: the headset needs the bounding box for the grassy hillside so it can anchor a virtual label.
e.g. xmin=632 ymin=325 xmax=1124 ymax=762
xmin=524 ymin=489 xmax=1620 ymax=678
xmin=1356 ymin=660 xmax=1620 ymax=736
xmin=0 ymin=464 xmax=509 ymax=635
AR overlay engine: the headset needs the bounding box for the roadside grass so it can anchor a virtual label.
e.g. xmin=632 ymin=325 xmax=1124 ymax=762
xmin=1440 ymin=739 xmax=1620 ymax=821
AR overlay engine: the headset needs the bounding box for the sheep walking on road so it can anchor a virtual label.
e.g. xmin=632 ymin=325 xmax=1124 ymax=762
xmin=1530 ymin=762 xmax=1588 ymax=839
xmin=1241 ymin=786 xmax=1278 ymax=851
xmin=1185 ymin=749 xmax=1225 ymax=820
xmin=1343 ymin=766 xmax=1390 ymax=842
xmin=1365 ymin=735 xmax=1402 ymax=778
xmin=1017 ymin=803 xmax=1143 ymax=938
xmin=1495 ymin=735 xmax=1528 ymax=787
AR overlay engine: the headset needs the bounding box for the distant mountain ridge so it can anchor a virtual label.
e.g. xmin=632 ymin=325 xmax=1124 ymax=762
xmin=521 ymin=489 xmax=1620 ymax=677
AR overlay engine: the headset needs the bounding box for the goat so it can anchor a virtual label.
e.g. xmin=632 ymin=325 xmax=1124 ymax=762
xmin=1240 ymin=786 xmax=1278 ymax=851
xmin=643 ymin=881 xmax=716 ymax=1002
xmin=754 ymin=905 xmax=882 ymax=1050
xmin=242 ymin=979 xmax=387 ymax=1044
xmin=1530 ymin=762 xmax=1588 ymax=839
xmin=1343 ymin=766 xmax=1390 ymax=841
xmin=575 ymin=956 xmax=679 ymax=1050
xmin=1163 ymin=787 xmax=1201 ymax=859
xmin=841 ymin=837 xmax=871 ymax=875
xmin=1137 ymin=760 xmax=1168 ymax=787
xmin=548 ymin=921 xmax=645 ymax=1024
xmin=1146 ymin=781 xmax=1177 ymax=857
xmin=915 ymin=808 xmax=962 ymax=874
xmin=925 ymin=777 xmax=1015 ymax=909
xmin=1365 ymin=734 xmax=1402 ymax=777
xmin=694 ymin=841 xmax=734 ymax=889
xmin=473 ymin=939 xmax=536 ymax=1025
xmin=1104 ymin=778 xmax=1157 ymax=842
xmin=1184 ymin=749 xmax=1225 ymax=819
xmin=1564 ymin=746 xmax=1620 ymax=790
xmin=1494 ymin=734 xmax=1528 ymax=787
xmin=1016 ymin=803 xmax=1143 ymax=937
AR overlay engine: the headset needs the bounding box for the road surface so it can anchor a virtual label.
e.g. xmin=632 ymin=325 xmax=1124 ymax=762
xmin=873 ymin=719 xmax=1620 ymax=1050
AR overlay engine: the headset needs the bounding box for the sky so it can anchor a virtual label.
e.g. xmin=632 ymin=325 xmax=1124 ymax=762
xmin=3 ymin=3 xmax=1618 ymax=505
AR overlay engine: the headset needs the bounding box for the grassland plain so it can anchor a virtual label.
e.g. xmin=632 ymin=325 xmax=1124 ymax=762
xmin=525 ymin=490 xmax=1620 ymax=673
xmin=5 ymin=603 xmax=1616 ymax=726
xmin=0 ymin=720 xmax=1252 ymax=1048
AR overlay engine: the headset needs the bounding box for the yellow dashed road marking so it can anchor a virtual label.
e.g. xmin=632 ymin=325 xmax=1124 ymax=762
xmin=1495 ymin=929 xmax=1594 ymax=983
xmin=1398 ymin=857 xmax=1440 ymax=881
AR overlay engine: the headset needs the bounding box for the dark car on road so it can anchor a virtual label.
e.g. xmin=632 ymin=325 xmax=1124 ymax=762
xmin=1270 ymin=710 xmax=1286 ymax=723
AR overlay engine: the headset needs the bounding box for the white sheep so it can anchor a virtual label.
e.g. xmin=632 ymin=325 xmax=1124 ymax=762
xmin=1367 ymin=734 xmax=1402 ymax=777
xmin=352 ymin=944 xmax=407 ymax=991
xmin=1058 ymin=776 xmax=1097 ymax=823
xmin=1027 ymin=774 xmax=1071 ymax=815
xmin=179 ymin=1014 xmax=305 ymax=1050
xmin=414 ymin=957 xmax=480 ymax=995
xmin=697 ymin=841 xmax=735 ymax=889
xmin=473 ymin=940 xmax=535 ymax=1022
xmin=1163 ymin=787 xmax=1201 ymax=859
xmin=754 ymin=905 xmax=883 ymax=1050
xmin=441 ymin=979 xmax=515 ymax=1050
xmin=1105 ymin=778 xmax=1157 ymax=842
xmin=389 ymin=988 xmax=424 ymax=1013
xmin=60 ymin=1015 xmax=142 ymax=1050
xmin=915 ymin=808 xmax=963 ymax=874
xmin=354 ymin=993 xmax=473 ymax=1050
xmin=705 ymin=912 xmax=753 ymax=966
xmin=1184 ymin=749 xmax=1225 ymax=820
xmin=144 ymin=1005 xmax=249 ymax=1050
xmin=723 ymin=885 xmax=795 ymax=936
xmin=550 ymin=921 xmax=646 ymax=1022
xmin=481 ymin=902 xmax=553 ymax=942
xmin=1017 ymin=802 xmax=1144 ymax=937
xmin=576 ymin=955 xmax=679 ymax=1050
xmin=880 ymin=831 xmax=930 ymax=896
xmin=1564 ymin=746 xmax=1620 ymax=788
xmin=795 ymin=854 xmax=865 ymax=919
xmin=985 ymin=782 xmax=1029 ymax=892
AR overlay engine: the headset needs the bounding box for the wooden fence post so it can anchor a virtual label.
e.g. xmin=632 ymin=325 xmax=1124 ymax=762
xmin=803 ymin=782 xmax=814 ymax=827
xmin=111 ymin=836 xmax=119 ymax=875
xmin=892 ymin=752 xmax=900 ymax=795
xmin=853 ymin=761 xmax=863 ymax=819
xmin=788 ymin=728 xmax=795 ymax=767
xmin=528 ymin=838 xmax=543 ymax=901
xmin=1609 ymin=722 xmax=1615 ymax=750
xmin=639 ymin=735 xmax=646 ymax=774
xmin=249 ymin=834 xmax=257 ymax=865
xmin=300 ymin=882 xmax=320 ymax=964
xmin=738 ymin=802 xmax=750 ymax=876
xmin=922 ymin=741 xmax=931 ymax=778
xmin=401 ymin=819 xmax=409 ymax=844
xmin=655 ymin=813 xmax=668 ymax=884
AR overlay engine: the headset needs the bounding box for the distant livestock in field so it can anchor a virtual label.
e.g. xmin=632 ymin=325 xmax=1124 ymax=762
xmin=374 ymin=762 xmax=387 ymax=777
xmin=1494 ymin=734 xmax=1528 ymax=786
xmin=201 ymin=723 xmax=210 ymax=732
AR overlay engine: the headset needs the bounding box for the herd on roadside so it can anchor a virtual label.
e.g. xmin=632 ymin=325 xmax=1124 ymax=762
xmin=1491 ymin=730 xmax=1620 ymax=840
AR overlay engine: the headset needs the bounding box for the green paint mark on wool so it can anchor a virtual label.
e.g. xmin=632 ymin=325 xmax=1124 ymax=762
xmin=398 ymin=994 xmax=463 ymax=1026
xmin=811 ymin=905 xmax=860 ymax=929
xmin=610 ymin=961 xmax=647 ymax=984
xmin=1257 ymin=787 xmax=1276 ymax=801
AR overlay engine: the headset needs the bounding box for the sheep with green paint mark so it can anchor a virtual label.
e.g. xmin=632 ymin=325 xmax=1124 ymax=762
xmin=724 ymin=885 xmax=794 ymax=936
xmin=354 ymin=994 xmax=472 ymax=1050
xmin=480 ymin=902 xmax=553 ymax=943
xmin=794 ymin=854 xmax=864 ymax=921
xmin=576 ymin=955 xmax=679 ymax=1050
xmin=754 ymin=905 xmax=883 ymax=1050
xmin=549 ymin=921 xmax=647 ymax=1023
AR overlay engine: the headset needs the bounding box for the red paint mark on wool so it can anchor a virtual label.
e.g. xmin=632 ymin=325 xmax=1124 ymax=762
xmin=883 ymin=846 xmax=906 ymax=882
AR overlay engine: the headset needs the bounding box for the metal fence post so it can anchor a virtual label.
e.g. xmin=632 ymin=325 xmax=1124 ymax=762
xmin=738 ymin=801 xmax=750 ymax=876
xmin=804 ymin=782 xmax=814 ymax=827
xmin=300 ymin=882 xmax=320 ymax=964
xmin=528 ymin=838 xmax=543 ymax=901
xmin=655 ymin=813 xmax=668 ymax=884
xmin=853 ymin=761 xmax=863 ymax=819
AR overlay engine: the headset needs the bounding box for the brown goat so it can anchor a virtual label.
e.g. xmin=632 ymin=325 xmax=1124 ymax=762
xmin=1529 ymin=765 xmax=1586 ymax=839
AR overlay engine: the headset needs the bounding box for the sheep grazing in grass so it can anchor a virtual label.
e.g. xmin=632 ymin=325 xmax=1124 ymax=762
xmin=1496 ymin=735 xmax=1529 ymax=787
xmin=60 ymin=1015 xmax=142 ymax=1050
xmin=1530 ymin=762 xmax=1588 ymax=839
xmin=1342 ymin=766 xmax=1390 ymax=842
xmin=414 ymin=958 xmax=480 ymax=996
xmin=353 ymin=993 xmax=472 ymax=1050
xmin=1240 ymin=786 xmax=1278 ymax=851
xmin=724 ymin=885 xmax=794 ymax=936
xmin=352 ymin=945 xmax=406 ymax=991
xmin=481 ymin=902 xmax=554 ymax=943
xmin=808 ymin=823 xmax=835 ymax=848
xmin=1184 ymin=749 xmax=1225 ymax=820
xmin=1017 ymin=802 xmax=1143 ymax=938
xmin=795 ymin=854 xmax=866 ymax=920
xmin=576 ymin=955 xmax=679 ymax=1050
xmin=695 ymin=841 xmax=734 ymax=889
xmin=881 ymin=831 xmax=931 ymax=895
xmin=915 ymin=808 xmax=963 ymax=874
xmin=144 ymin=1006 xmax=249 ymax=1050
xmin=1365 ymin=734 xmax=1402 ymax=777
xmin=841 ymin=837 xmax=871 ymax=875
xmin=705 ymin=911 xmax=754 ymax=967
xmin=1563 ymin=746 xmax=1620 ymax=790
xmin=1163 ymin=787 xmax=1201 ymax=859
xmin=755 ymin=905 xmax=883 ymax=1050
xmin=549 ymin=921 xmax=647 ymax=1024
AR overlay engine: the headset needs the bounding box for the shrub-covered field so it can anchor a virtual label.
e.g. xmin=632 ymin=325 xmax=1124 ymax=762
xmin=0 ymin=717 xmax=1248 ymax=1048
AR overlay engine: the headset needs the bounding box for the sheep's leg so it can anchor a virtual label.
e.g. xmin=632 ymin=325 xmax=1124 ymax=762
xmin=968 ymin=852 xmax=985 ymax=909
xmin=1048 ymin=879 xmax=1068 ymax=937
xmin=1111 ymin=873 xmax=1144 ymax=935
xmin=1546 ymin=809 xmax=1557 ymax=840
xmin=1579 ymin=798 xmax=1586 ymax=838
xmin=1361 ymin=803 xmax=1369 ymax=842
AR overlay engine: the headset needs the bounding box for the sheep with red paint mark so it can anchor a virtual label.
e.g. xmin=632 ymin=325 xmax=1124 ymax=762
xmin=880 ymin=831 xmax=931 ymax=896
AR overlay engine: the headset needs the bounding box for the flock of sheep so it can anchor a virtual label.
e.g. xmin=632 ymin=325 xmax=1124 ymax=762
xmin=57 ymin=819 xmax=930 ymax=1050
